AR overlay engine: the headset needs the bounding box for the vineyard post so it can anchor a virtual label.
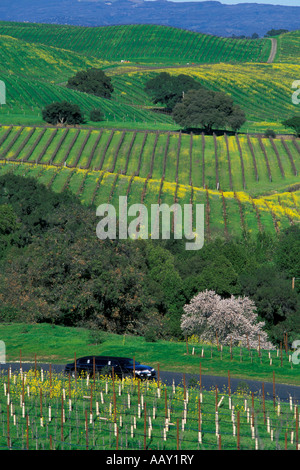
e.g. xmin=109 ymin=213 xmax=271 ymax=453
xmin=165 ymin=387 xmax=168 ymax=420
xmin=7 ymin=404 xmax=10 ymax=448
xmin=68 ymin=374 xmax=71 ymax=403
xmin=113 ymin=378 xmax=117 ymax=423
xmin=177 ymin=418 xmax=179 ymax=450
xmin=7 ymin=366 xmax=10 ymax=396
xmin=27 ymin=415 xmax=29 ymax=450
xmin=198 ymin=398 xmax=202 ymax=444
xmin=237 ymin=410 xmax=240 ymax=450
xmin=22 ymin=375 xmax=25 ymax=406
xmin=251 ymin=392 xmax=254 ymax=428
xmin=144 ymin=402 xmax=147 ymax=450
xmin=273 ymin=372 xmax=276 ymax=409
xmin=93 ymin=356 xmax=96 ymax=388
xmin=296 ymin=406 xmax=299 ymax=451
xmin=49 ymin=363 xmax=52 ymax=399
xmin=85 ymin=409 xmax=89 ymax=450
xmin=199 ymin=363 xmax=202 ymax=401
xmin=262 ymin=382 xmax=266 ymax=424
xmin=228 ymin=370 xmax=231 ymax=409
xmin=61 ymin=394 xmax=64 ymax=445
xmin=40 ymin=388 xmax=43 ymax=427
xmin=183 ymin=374 xmax=186 ymax=401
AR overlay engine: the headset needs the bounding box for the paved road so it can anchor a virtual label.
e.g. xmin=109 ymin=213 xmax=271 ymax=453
xmin=267 ymin=38 xmax=277 ymax=64
xmin=1 ymin=362 xmax=299 ymax=404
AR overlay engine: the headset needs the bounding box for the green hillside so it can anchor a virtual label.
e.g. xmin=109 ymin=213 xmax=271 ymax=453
xmin=0 ymin=22 xmax=299 ymax=240
xmin=0 ymin=22 xmax=271 ymax=64
xmin=110 ymin=63 xmax=300 ymax=133
xmin=0 ymin=126 xmax=299 ymax=196
xmin=276 ymin=30 xmax=300 ymax=64
xmin=0 ymin=125 xmax=299 ymax=240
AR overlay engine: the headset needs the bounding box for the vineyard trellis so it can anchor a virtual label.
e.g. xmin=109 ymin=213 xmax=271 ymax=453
xmin=0 ymin=341 xmax=299 ymax=451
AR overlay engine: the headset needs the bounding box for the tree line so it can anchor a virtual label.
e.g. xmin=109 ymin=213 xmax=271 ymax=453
xmin=0 ymin=174 xmax=299 ymax=347
xmin=41 ymin=68 xmax=300 ymax=137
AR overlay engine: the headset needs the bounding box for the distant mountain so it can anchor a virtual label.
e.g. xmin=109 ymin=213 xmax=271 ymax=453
xmin=0 ymin=0 xmax=300 ymax=37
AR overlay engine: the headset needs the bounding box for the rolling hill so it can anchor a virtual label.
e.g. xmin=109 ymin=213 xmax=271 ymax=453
xmin=0 ymin=0 xmax=300 ymax=38
xmin=0 ymin=22 xmax=299 ymax=241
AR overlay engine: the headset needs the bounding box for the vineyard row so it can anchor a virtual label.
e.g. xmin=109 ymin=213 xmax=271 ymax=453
xmin=0 ymin=126 xmax=299 ymax=193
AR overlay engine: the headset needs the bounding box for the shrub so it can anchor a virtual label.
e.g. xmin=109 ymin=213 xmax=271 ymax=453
xmin=264 ymin=129 xmax=276 ymax=138
xmin=90 ymin=108 xmax=105 ymax=122
xmin=144 ymin=326 xmax=157 ymax=343
xmin=67 ymin=68 xmax=113 ymax=99
xmin=88 ymin=329 xmax=105 ymax=345
xmin=42 ymin=101 xmax=85 ymax=126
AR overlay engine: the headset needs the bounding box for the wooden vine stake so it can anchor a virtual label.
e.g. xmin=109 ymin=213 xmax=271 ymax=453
xmin=228 ymin=370 xmax=231 ymax=409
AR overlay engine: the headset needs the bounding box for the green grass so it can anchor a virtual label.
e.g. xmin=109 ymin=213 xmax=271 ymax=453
xmin=0 ymin=323 xmax=298 ymax=387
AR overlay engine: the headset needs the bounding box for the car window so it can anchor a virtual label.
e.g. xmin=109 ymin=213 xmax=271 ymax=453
xmin=95 ymin=359 xmax=107 ymax=366
xmin=78 ymin=358 xmax=89 ymax=364
xmin=120 ymin=359 xmax=140 ymax=366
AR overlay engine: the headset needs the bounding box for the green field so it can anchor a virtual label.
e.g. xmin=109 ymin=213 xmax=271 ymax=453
xmin=0 ymin=322 xmax=298 ymax=385
xmin=0 ymin=23 xmax=298 ymax=132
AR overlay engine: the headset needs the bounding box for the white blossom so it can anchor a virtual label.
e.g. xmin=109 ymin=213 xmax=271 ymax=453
xmin=181 ymin=290 xmax=274 ymax=350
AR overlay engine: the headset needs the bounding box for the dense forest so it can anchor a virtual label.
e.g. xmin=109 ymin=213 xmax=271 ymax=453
xmin=0 ymin=174 xmax=299 ymax=347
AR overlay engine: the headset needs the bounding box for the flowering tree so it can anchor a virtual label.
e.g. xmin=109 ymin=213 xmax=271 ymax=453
xmin=181 ymin=290 xmax=274 ymax=350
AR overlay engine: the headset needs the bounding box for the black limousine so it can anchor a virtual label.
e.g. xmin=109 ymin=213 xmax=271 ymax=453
xmin=65 ymin=355 xmax=156 ymax=379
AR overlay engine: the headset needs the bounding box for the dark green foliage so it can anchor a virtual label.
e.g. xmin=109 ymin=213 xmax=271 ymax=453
xmin=0 ymin=174 xmax=299 ymax=346
xmin=0 ymin=204 xmax=19 ymax=258
xmin=172 ymin=88 xmax=246 ymax=133
xmin=42 ymin=100 xmax=85 ymax=125
xmin=0 ymin=173 xmax=76 ymax=244
xmin=240 ymin=265 xmax=300 ymax=343
xmin=67 ymin=68 xmax=113 ymax=99
xmin=282 ymin=116 xmax=300 ymax=137
xmin=89 ymin=108 xmax=105 ymax=122
xmin=144 ymin=326 xmax=158 ymax=343
xmin=144 ymin=72 xmax=202 ymax=110
xmin=265 ymin=29 xmax=289 ymax=37
xmin=264 ymin=129 xmax=276 ymax=138
xmin=275 ymin=226 xmax=300 ymax=283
